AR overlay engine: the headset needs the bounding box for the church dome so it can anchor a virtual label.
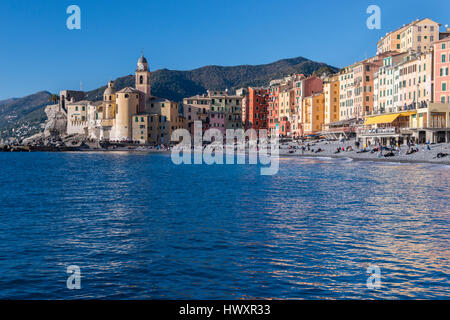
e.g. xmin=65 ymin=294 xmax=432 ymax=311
xmin=104 ymin=81 xmax=116 ymax=95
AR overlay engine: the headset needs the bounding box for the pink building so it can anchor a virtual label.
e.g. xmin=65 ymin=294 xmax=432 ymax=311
xmin=209 ymin=111 xmax=226 ymax=135
xmin=434 ymin=36 xmax=450 ymax=104
xmin=300 ymin=76 xmax=323 ymax=97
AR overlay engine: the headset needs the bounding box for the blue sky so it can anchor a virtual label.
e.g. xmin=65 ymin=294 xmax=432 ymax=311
xmin=0 ymin=0 xmax=449 ymax=100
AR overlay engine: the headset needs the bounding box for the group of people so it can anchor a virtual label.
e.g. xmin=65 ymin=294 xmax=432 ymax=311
xmin=284 ymin=138 xmax=449 ymax=161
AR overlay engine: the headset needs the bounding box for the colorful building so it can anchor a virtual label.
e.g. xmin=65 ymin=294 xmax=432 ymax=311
xmin=247 ymin=87 xmax=269 ymax=130
xmin=302 ymin=93 xmax=325 ymax=135
xmin=339 ymin=64 xmax=356 ymax=121
xmin=399 ymin=18 xmax=440 ymax=53
xmin=268 ymin=79 xmax=281 ymax=136
xmin=323 ymin=74 xmax=340 ymax=130
xmin=377 ymin=25 xmax=407 ymax=54
xmin=183 ymin=90 xmax=243 ymax=135
xmin=434 ymin=36 xmax=450 ymax=104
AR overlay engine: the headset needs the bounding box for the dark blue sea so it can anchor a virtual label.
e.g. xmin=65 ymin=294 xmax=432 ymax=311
xmin=0 ymin=152 xmax=449 ymax=299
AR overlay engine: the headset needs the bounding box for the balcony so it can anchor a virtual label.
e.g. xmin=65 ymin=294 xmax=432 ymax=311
xmin=322 ymin=127 xmax=356 ymax=134
xmin=359 ymin=127 xmax=400 ymax=136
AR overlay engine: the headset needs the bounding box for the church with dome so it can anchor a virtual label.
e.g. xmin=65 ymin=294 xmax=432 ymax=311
xmin=63 ymin=54 xmax=186 ymax=145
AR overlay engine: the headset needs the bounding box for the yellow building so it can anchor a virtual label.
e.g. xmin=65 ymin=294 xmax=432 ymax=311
xmin=302 ymin=93 xmax=325 ymax=135
xmin=324 ymin=74 xmax=340 ymax=127
xmin=103 ymin=81 xmax=116 ymax=120
xmin=111 ymin=87 xmax=143 ymax=141
xmin=147 ymin=97 xmax=181 ymax=145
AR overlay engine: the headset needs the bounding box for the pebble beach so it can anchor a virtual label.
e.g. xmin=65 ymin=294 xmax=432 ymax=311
xmin=278 ymin=140 xmax=450 ymax=165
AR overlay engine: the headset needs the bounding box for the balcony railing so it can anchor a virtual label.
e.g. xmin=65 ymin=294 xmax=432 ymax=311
xmin=359 ymin=127 xmax=400 ymax=135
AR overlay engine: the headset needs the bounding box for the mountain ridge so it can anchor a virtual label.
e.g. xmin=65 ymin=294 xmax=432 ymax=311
xmin=85 ymin=56 xmax=337 ymax=102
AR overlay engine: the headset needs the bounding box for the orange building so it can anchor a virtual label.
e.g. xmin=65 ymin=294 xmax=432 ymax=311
xmin=247 ymin=87 xmax=269 ymax=130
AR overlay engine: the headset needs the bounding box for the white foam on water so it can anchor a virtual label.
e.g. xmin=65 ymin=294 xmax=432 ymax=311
xmin=336 ymin=157 xmax=353 ymax=162
xmin=311 ymin=156 xmax=334 ymax=161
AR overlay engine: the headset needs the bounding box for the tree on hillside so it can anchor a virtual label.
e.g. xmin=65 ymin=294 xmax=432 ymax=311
xmin=313 ymin=66 xmax=337 ymax=77
xmin=49 ymin=94 xmax=59 ymax=104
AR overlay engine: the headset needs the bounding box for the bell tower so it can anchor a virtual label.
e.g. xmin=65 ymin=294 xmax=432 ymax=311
xmin=135 ymin=54 xmax=151 ymax=100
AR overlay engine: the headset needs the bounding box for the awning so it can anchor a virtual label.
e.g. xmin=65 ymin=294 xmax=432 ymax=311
xmin=399 ymin=111 xmax=417 ymax=117
xmin=364 ymin=114 xmax=400 ymax=125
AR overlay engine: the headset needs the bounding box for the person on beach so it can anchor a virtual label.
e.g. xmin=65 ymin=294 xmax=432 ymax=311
xmin=435 ymin=152 xmax=448 ymax=159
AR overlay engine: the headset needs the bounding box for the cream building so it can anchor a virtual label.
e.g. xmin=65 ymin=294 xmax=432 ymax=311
xmin=377 ymin=18 xmax=440 ymax=54
xmin=66 ymin=100 xmax=91 ymax=135
xmin=400 ymin=18 xmax=440 ymax=53
xmin=339 ymin=64 xmax=356 ymax=121
xmin=377 ymin=26 xmax=407 ymax=54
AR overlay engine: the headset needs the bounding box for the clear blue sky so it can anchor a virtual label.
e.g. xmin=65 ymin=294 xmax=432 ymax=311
xmin=0 ymin=0 xmax=449 ymax=100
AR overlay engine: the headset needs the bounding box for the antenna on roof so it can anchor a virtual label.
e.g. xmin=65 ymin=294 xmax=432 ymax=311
xmin=80 ymin=81 xmax=83 ymax=91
